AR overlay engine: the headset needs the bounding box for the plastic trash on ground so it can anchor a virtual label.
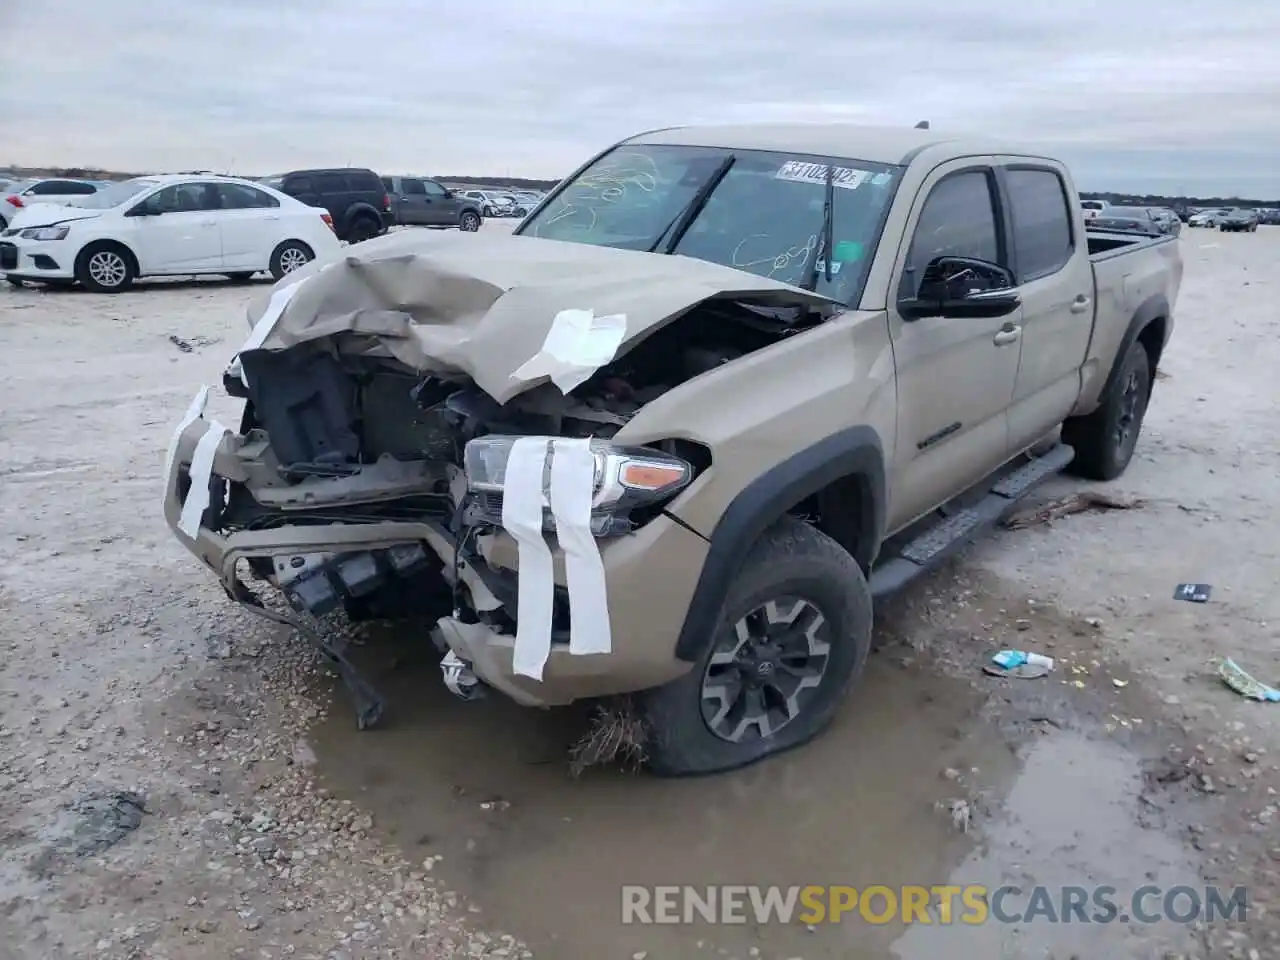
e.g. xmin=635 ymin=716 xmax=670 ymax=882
xmin=1218 ymin=658 xmax=1280 ymax=702
xmin=984 ymin=649 xmax=1055 ymax=679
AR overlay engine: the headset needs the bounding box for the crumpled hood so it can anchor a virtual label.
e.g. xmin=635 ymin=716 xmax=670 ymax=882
xmin=6 ymin=203 xmax=103 ymax=230
xmin=241 ymin=229 xmax=836 ymax=404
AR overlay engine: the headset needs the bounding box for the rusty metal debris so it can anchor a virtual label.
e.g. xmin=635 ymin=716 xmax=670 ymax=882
xmin=1003 ymin=492 xmax=1146 ymax=530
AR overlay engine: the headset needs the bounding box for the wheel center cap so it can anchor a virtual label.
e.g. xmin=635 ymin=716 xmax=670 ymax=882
xmin=755 ymin=660 xmax=776 ymax=678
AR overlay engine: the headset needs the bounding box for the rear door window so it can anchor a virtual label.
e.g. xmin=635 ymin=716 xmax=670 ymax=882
xmin=218 ymin=183 xmax=280 ymax=209
xmin=347 ymin=172 xmax=382 ymax=193
xmin=1004 ymin=167 xmax=1075 ymax=281
xmin=314 ymin=174 xmax=347 ymax=194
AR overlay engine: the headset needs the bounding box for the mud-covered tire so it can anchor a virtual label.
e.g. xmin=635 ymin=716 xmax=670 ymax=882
xmin=75 ymin=241 xmax=136 ymax=293
xmin=642 ymin=517 xmax=872 ymax=777
xmin=269 ymin=240 xmax=313 ymax=280
xmin=1064 ymin=339 xmax=1152 ymax=481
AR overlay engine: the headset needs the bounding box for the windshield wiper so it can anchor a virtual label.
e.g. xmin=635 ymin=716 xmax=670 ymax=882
xmin=649 ymin=156 xmax=736 ymax=254
xmin=801 ymin=164 xmax=835 ymax=290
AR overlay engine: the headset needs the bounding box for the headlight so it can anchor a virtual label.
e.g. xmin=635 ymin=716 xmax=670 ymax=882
xmin=19 ymin=226 xmax=70 ymax=241
xmin=463 ymin=435 xmax=694 ymax=537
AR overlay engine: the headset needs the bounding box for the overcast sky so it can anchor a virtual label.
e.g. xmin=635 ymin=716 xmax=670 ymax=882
xmin=7 ymin=0 xmax=1279 ymax=197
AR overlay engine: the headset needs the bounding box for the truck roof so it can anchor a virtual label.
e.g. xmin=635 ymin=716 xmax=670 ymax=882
xmin=628 ymin=123 xmax=1035 ymax=166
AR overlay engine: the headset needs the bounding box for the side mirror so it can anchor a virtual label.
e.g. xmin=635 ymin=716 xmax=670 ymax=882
xmin=898 ymin=255 xmax=1020 ymax=320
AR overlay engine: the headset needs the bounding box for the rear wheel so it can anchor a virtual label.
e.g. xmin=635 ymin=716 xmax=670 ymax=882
xmin=269 ymin=240 xmax=313 ymax=280
xmin=459 ymin=211 xmax=481 ymax=232
xmin=642 ymin=517 xmax=872 ymax=776
xmin=1063 ymin=339 xmax=1152 ymax=481
xmin=76 ymin=242 xmax=136 ymax=293
xmin=346 ymin=216 xmax=380 ymax=244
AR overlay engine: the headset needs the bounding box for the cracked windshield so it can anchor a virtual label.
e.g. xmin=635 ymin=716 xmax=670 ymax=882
xmin=523 ymin=144 xmax=901 ymax=303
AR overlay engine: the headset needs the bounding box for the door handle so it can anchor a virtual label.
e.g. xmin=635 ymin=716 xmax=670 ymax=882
xmin=993 ymin=326 xmax=1021 ymax=347
xmin=1070 ymin=295 xmax=1091 ymax=314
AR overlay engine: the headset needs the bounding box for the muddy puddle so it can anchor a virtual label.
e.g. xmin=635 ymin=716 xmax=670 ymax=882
xmin=309 ymin=628 xmax=1199 ymax=960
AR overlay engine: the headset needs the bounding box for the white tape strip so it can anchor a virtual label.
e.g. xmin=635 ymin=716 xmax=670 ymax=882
xmin=236 ymin=276 xmax=308 ymax=386
xmin=549 ymin=439 xmax=611 ymax=657
xmin=502 ymin=437 xmax=556 ymax=680
xmin=178 ymin=420 xmax=229 ymax=539
xmin=163 ymin=385 xmax=210 ymax=485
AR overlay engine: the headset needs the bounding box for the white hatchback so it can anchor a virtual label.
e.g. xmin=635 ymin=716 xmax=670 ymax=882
xmin=1 ymin=174 xmax=341 ymax=292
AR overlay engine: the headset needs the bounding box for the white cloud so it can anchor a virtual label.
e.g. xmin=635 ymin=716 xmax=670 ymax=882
xmin=6 ymin=0 xmax=1279 ymax=195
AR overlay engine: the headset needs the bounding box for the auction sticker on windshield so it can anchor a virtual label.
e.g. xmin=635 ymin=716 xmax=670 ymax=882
xmin=775 ymin=161 xmax=878 ymax=190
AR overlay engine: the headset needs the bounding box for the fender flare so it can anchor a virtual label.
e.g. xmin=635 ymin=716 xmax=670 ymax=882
xmin=672 ymin=425 xmax=886 ymax=662
xmin=1096 ymin=293 xmax=1170 ymax=403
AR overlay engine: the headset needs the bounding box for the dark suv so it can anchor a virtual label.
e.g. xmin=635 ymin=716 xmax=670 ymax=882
xmin=260 ymin=168 xmax=392 ymax=243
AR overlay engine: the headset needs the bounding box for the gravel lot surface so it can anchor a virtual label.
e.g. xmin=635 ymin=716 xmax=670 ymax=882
xmin=1 ymin=224 xmax=1276 ymax=960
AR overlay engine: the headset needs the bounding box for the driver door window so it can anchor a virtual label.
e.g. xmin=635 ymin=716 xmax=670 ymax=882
xmin=900 ymin=171 xmax=1003 ymax=300
xmin=147 ymin=182 xmax=220 ymax=214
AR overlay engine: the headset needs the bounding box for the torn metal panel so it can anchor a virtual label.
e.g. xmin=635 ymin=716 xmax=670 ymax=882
xmin=240 ymin=230 xmax=836 ymax=404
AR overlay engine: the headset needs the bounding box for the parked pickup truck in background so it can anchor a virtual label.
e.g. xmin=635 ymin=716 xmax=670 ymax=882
xmin=163 ymin=123 xmax=1182 ymax=776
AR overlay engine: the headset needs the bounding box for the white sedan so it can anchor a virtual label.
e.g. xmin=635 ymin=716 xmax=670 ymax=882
xmin=0 ymin=174 xmax=341 ymax=292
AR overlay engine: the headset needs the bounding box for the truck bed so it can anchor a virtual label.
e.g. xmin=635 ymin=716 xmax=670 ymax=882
xmin=1074 ymin=227 xmax=1182 ymax=413
xmin=1086 ymin=228 xmax=1174 ymax=259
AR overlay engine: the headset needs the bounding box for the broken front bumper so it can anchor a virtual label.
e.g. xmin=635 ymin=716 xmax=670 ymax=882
xmin=161 ymin=392 xmax=708 ymax=709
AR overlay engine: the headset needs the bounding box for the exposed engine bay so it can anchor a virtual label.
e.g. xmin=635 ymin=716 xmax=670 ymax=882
xmin=212 ymin=297 xmax=819 ymax=639
xmin=226 ymin=297 xmax=811 ymax=473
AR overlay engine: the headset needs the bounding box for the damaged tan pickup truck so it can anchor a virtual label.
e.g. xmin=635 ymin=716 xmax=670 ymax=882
xmin=163 ymin=124 xmax=1182 ymax=775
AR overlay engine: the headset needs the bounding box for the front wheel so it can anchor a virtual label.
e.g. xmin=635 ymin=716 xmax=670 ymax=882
xmin=76 ymin=242 xmax=136 ymax=293
xmin=269 ymin=240 xmax=313 ymax=280
xmin=1063 ymin=339 xmax=1152 ymax=481
xmin=459 ymin=211 xmax=481 ymax=232
xmin=642 ymin=517 xmax=872 ymax=776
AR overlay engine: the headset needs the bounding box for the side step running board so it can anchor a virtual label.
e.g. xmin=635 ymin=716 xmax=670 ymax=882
xmin=868 ymin=443 xmax=1075 ymax=600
